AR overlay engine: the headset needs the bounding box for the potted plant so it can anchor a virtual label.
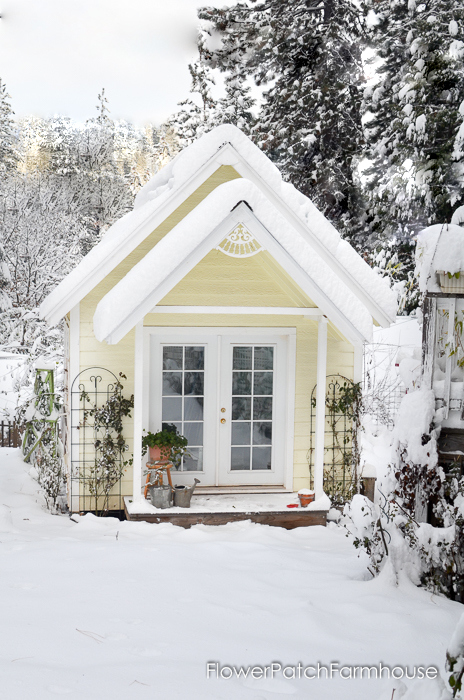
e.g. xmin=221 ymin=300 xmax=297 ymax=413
xmin=298 ymin=489 xmax=315 ymax=507
xmin=142 ymin=424 xmax=188 ymax=466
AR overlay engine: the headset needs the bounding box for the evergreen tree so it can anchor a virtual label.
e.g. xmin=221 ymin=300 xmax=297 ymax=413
xmin=195 ymin=0 xmax=366 ymax=239
xmin=361 ymin=0 xmax=464 ymax=312
xmin=169 ymin=42 xmax=256 ymax=146
xmin=363 ymin=0 xmax=464 ymax=237
xmin=169 ymin=61 xmax=218 ymax=146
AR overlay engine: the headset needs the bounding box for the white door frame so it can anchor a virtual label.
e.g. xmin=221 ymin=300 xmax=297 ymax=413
xmin=140 ymin=327 xmax=296 ymax=493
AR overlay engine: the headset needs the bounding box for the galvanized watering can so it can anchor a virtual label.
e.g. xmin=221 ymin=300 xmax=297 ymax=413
xmin=173 ymin=479 xmax=200 ymax=508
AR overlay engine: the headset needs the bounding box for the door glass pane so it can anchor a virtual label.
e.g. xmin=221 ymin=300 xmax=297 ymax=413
xmin=253 ymin=372 xmax=273 ymax=395
xmin=163 ymin=346 xmax=183 ymax=370
xmin=184 ymin=447 xmax=203 ymax=471
xmin=253 ymin=397 xmax=272 ymax=420
xmin=253 ymin=422 xmax=272 ymax=445
xmin=254 ymin=347 xmax=274 ymax=370
xmin=232 ymin=372 xmax=252 ymax=395
xmin=163 ymin=372 xmax=182 ymax=395
xmin=232 ymin=397 xmax=251 ymax=420
xmin=162 ymin=397 xmax=182 ymax=421
xmin=184 ymin=397 xmax=203 ymax=420
xmin=185 ymin=346 xmax=204 ymax=370
xmin=252 ymin=446 xmax=272 ymax=470
xmin=232 ymin=422 xmax=251 ymax=445
xmin=184 ymin=372 xmax=204 ymax=395
xmin=233 ymin=346 xmax=252 ymax=370
xmin=230 ymin=345 xmax=274 ymax=471
xmin=184 ymin=422 xmax=203 ymax=445
xmin=161 ymin=346 xmax=204 ymax=472
xmin=231 ymin=446 xmax=250 ymax=470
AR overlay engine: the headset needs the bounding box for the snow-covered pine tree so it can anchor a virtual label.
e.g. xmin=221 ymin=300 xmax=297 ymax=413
xmin=169 ymin=60 xmax=219 ymax=147
xmin=195 ymin=0 xmax=366 ymax=241
xmin=363 ymin=0 xmax=464 ymax=239
xmin=169 ymin=35 xmax=257 ymax=148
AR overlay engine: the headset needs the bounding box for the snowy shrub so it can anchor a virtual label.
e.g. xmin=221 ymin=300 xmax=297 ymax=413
xmin=22 ymin=365 xmax=65 ymax=512
xmin=34 ymin=447 xmax=65 ymax=513
xmin=447 ymin=613 xmax=464 ymax=698
xmin=344 ymin=494 xmax=390 ymax=575
xmin=344 ymin=388 xmax=464 ymax=602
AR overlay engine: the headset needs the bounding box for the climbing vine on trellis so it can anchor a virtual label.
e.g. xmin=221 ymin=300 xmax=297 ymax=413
xmin=309 ymin=375 xmax=363 ymax=506
xmin=79 ymin=372 xmax=134 ymax=516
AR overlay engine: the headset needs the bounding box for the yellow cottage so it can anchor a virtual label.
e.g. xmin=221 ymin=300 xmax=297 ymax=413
xmin=39 ymin=125 xmax=396 ymax=526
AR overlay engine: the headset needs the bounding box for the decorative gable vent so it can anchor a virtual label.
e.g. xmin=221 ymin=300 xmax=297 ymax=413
xmin=216 ymin=223 xmax=263 ymax=258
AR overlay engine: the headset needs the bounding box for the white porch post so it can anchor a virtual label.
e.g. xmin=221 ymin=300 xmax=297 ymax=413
xmin=132 ymin=320 xmax=144 ymax=502
xmin=314 ymin=316 xmax=328 ymax=500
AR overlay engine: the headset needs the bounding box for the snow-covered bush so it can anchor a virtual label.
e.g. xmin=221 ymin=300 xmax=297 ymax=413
xmin=344 ymin=388 xmax=464 ymax=602
xmin=22 ymin=364 xmax=65 ymax=512
xmin=447 ymin=613 xmax=464 ymax=698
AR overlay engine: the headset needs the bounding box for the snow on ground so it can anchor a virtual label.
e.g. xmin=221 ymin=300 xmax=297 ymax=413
xmin=0 ymin=448 xmax=461 ymax=700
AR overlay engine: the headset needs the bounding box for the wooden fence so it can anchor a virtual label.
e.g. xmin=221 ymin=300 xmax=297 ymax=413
xmin=0 ymin=421 xmax=21 ymax=448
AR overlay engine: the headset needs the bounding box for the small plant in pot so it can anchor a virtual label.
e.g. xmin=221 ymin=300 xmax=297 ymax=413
xmin=142 ymin=424 xmax=188 ymax=467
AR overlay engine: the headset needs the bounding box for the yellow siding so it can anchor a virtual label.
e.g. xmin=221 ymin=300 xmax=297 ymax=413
xmin=78 ymin=165 xmax=242 ymax=508
xmin=77 ymin=163 xmax=355 ymax=505
xmin=160 ymin=249 xmax=316 ymax=308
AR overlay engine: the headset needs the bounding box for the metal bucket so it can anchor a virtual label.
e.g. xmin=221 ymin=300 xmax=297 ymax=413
xmin=149 ymin=485 xmax=172 ymax=509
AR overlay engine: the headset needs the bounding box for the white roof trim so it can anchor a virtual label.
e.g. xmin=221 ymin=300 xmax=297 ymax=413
xmin=40 ymin=125 xmax=396 ymax=329
xmin=94 ymin=183 xmax=373 ymax=345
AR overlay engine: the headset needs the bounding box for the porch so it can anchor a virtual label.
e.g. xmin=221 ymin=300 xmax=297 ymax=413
xmin=124 ymin=492 xmax=328 ymax=529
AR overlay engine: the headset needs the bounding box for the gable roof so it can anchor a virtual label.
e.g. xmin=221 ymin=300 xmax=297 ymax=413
xmin=40 ymin=125 xmax=397 ymax=340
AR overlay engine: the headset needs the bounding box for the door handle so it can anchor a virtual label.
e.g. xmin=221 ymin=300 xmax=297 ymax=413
xmin=220 ymin=418 xmax=226 ymax=424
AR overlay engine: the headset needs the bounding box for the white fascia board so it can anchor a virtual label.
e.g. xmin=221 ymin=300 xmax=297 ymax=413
xmin=103 ymin=202 xmax=366 ymax=346
xmin=39 ymin=150 xmax=238 ymax=327
xmin=228 ymin=150 xmax=394 ymax=328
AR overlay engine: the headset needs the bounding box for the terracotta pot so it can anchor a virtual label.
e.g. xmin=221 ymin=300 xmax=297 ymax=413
xmin=149 ymin=445 xmax=172 ymax=462
xmin=298 ymin=492 xmax=315 ymax=508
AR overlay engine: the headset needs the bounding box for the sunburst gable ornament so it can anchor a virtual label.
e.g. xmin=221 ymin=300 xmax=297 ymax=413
xmin=216 ymin=223 xmax=264 ymax=258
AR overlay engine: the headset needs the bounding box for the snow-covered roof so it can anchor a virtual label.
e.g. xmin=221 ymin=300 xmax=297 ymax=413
xmin=40 ymin=125 xmax=397 ymax=342
xmin=94 ymin=180 xmax=375 ymax=344
xmin=415 ymin=223 xmax=464 ymax=292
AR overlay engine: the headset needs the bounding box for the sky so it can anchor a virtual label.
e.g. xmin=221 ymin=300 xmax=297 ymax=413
xmin=0 ymin=0 xmax=226 ymax=125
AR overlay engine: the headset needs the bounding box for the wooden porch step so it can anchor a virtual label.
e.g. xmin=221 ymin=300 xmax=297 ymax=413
xmin=124 ymin=496 xmax=327 ymax=529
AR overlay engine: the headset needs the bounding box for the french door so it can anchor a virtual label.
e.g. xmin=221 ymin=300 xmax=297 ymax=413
xmin=147 ymin=329 xmax=294 ymax=488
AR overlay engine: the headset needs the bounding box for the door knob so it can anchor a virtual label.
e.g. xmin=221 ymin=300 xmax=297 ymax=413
xmin=221 ymin=408 xmax=226 ymax=413
xmin=220 ymin=418 xmax=226 ymax=424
